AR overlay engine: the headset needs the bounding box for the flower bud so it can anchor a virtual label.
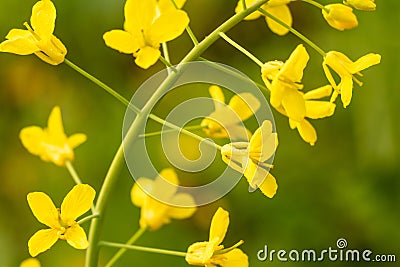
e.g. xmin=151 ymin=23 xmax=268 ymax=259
xmin=322 ymin=4 xmax=358 ymax=31
xmin=344 ymin=0 xmax=376 ymax=11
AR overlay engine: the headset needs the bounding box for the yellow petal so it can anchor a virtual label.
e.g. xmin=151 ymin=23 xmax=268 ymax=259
xmin=280 ymin=44 xmax=309 ymax=83
xmin=209 ymin=85 xmax=225 ymax=111
xmin=28 ymin=228 xmax=59 ymax=257
xmin=235 ymin=0 xmax=262 ymax=20
xmin=305 ymin=101 xmax=336 ymax=119
xmin=151 ymin=168 xmax=179 ymax=200
xmin=228 ymin=93 xmax=261 ymax=121
xmin=218 ymin=249 xmax=248 ymax=267
xmin=20 ymin=258 xmax=41 ymax=267
xmin=0 ymin=29 xmax=39 ymax=55
xmin=27 ymin=192 xmax=59 ymax=228
xmin=351 ymin=53 xmax=381 ymax=74
xmin=258 ymin=173 xmax=278 ymax=198
xmin=339 ymin=76 xmax=353 ymax=108
xmin=344 ymin=0 xmax=376 ymax=11
xmin=67 ymin=133 xmax=87 ymax=149
xmin=65 ymin=224 xmax=89 ymax=249
xmin=60 ymin=184 xmax=96 ymax=224
xmin=20 ymin=126 xmax=45 ymax=156
xmin=209 ymin=207 xmax=229 ymax=244
xmin=31 ymin=0 xmax=56 ymax=39
xmin=149 ymin=9 xmax=189 ymax=43
xmin=47 ymin=106 xmax=65 ymax=137
xmin=135 ymin=46 xmax=161 ymax=69
xmin=168 ymin=193 xmax=197 ymax=219
xmin=103 ymin=30 xmax=139 ymax=54
xmin=131 ymin=178 xmax=154 ymax=207
xmin=249 ymin=120 xmax=277 ymax=162
xmin=221 ymin=143 xmax=248 ymax=174
xmin=282 ymin=89 xmax=306 ymax=122
xmin=296 ymin=119 xmax=317 ymax=146
xmin=303 ymin=85 xmax=333 ymax=100
xmin=124 ymin=0 xmax=156 ymax=33
xmin=265 ymin=4 xmax=292 ymax=35
xmin=186 ymin=241 xmax=211 ymax=265
xmin=322 ymin=4 xmax=358 ymax=31
xmin=242 ymin=157 xmax=270 ymax=188
xmin=140 ymin=197 xmax=170 ymax=230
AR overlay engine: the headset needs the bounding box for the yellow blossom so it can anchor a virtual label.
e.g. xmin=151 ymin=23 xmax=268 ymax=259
xmin=27 ymin=184 xmax=96 ymax=257
xmin=19 ymin=106 xmax=87 ymax=167
xmin=323 ymin=51 xmax=381 ymax=107
xmin=262 ymin=44 xmax=309 ymax=122
xmin=221 ymin=120 xmax=278 ymax=198
xmin=0 ymin=0 xmax=66 ymax=65
xmin=103 ymin=0 xmax=189 ymax=69
xmin=186 ymin=207 xmax=248 ymax=267
xmin=131 ymin=168 xmax=196 ymax=230
xmin=235 ymin=0 xmax=293 ymax=35
xmin=277 ymin=85 xmax=336 ymax=145
xmin=20 ymin=258 xmax=40 ymax=267
xmin=344 ymin=0 xmax=376 ymax=11
xmin=322 ymin=4 xmax=358 ymax=31
xmin=201 ymin=85 xmax=260 ymax=140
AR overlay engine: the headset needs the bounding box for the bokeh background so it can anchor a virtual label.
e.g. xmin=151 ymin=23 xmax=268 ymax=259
xmin=0 ymin=0 xmax=399 ymax=266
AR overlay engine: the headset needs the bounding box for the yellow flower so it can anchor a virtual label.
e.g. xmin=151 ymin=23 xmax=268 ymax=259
xmin=20 ymin=258 xmax=40 ymax=267
xmin=262 ymin=44 xmax=309 ymax=122
xmin=131 ymin=168 xmax=196 ymax=230
xmin=19 ymin=106 xmax=87 ymax=167
xmin=27 ymin=184 xmax=96 ymax=257
xmin=201 ymin=85 xmax=260 ymax=141
xmin=103 ymin=0 xmax=189 ymax=69
xmin=323 ymin=51 xmax=381 ymax=108
xmin=186 ymin=207 xmax=248 ymax=267
xmin=344 ymin=0 xmax=376 ymax=11
xmin=221 ymin=120 xmax=278 ymax=198
xmin=322 ymin=4 xmax=358 ymax=31
xmin=235 ymin=0 xmax=293 ymax=35
xmin=0 ymin=0 xmax=66 ymax=65
xmin=277 ymin=85 xmax=336 ymax=145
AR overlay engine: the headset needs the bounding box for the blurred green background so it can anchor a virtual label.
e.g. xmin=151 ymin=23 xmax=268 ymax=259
xmin=0 ymin=0 xmax=399 ymax=266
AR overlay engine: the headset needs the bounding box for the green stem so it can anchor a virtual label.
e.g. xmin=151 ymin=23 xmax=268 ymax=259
xmin=148 ymin=114 xmax=222 ymax=151
xmin=257 ymin=8 xmax=326 ymax=57
xmin=85 ymin=1 xmax=269 ymax=266
xmin=139 ymin=125 xmax=204 ymax=138
xmin=241 ymin=0 xmax=247 ymax=9
xmin=77 ymin=213 xmax=100 ymax=225
xmin=65 ymin=160 xmax=83 ymax=185
xmin=301 ymin=0 xmax=328 ymax=12
xmin=219 ymin=32 xmax=264 ymax=67
xmin=99 ymin=241 xmax=187 ymax=257
xmin=64 ymin=59 xmax=139 ymax=112
xmin=105 ymin=227 xmax=146 ymax=267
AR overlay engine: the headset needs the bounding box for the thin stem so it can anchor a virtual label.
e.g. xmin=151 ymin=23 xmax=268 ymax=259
xmin=257 ymin=8 xmax=326 ymax=57
xmin=139 ymin=125 xmax=204 ymax=138
xmin=64 ymin=59 xmax=140 ymax=113
xmin=85 ymin=1 xmax=270 ymax=266
xmin=99 ymin=241 xmax=187 ymax=257
xmin=241 ymin=0 xmax=247 ymax=9
xmin=301 ymin=0 xmax=328 ymax=11
xmin=198 ymin=57 xmax=270 ymax=94
xmin=169 ymin=0 xmax=199 ymax=45
xmin=148 ymin=113 xmax=222 ymax=151
xmin=65 ymin=160 xmax=83 ymax=185
xmin=77 ymin=213 xmax=100 ymax=225
xmin=219 ymin=32 xmax=264 ymax=67
xmin=105 ymin=227 xmax=146 ymax=267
